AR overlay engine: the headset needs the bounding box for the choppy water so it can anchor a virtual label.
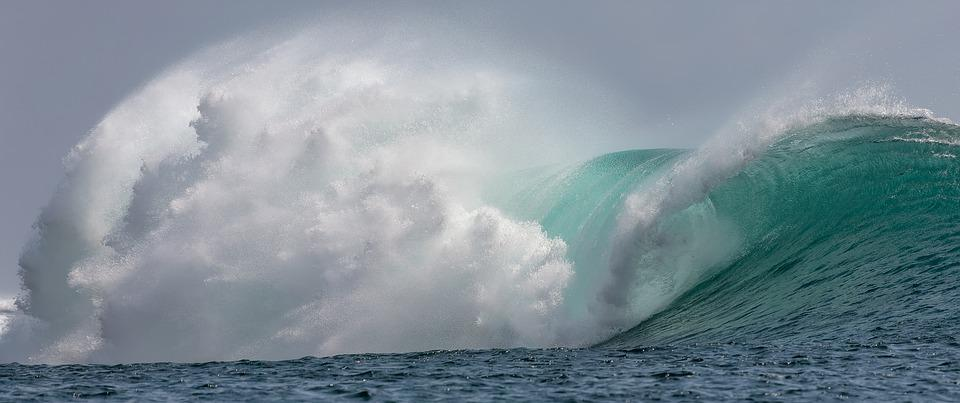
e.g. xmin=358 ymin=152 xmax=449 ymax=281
xmin=4 ymin=342 xmax=960 ymax=401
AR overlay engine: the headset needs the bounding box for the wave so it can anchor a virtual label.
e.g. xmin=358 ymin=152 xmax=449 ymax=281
xmin=2 ymin=24 xmax=958 ymax=363
xmin=604 ymin=115 xmax=960 ymax=348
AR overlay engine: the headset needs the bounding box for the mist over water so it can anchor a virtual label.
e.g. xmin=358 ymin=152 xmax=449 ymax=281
xmin=1 ymin=20 xmax=955 ymax=366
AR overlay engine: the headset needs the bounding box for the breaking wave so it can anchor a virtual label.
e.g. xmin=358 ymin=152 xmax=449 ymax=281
xmin=3 ymin=23 xmax=957 ymax=364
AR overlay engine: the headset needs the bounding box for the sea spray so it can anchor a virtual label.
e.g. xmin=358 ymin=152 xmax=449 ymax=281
xmin=4 ymin=26 xmax=586 ymax=363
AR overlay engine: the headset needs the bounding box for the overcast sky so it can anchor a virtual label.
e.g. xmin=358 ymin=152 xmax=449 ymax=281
xmin=2 ymin=1 xmax=959 ymax=297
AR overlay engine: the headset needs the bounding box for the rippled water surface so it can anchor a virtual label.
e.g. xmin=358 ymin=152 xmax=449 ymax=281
xmin=4 ymin=341 xmax=960 ymax=401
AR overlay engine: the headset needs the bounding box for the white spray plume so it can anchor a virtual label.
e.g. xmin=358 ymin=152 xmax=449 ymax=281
xmin=3 ymin=24 xmax=592 ymax=363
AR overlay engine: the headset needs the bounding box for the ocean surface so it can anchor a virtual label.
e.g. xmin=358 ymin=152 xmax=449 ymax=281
xmin=2 ymin=26 xmax=960 ymax=400
xmin=3 ymin=343 xmax=960 ymax=401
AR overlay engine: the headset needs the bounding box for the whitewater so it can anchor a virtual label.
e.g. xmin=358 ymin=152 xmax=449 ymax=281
xmin=2 ymin=22 xmax=960 ymax=387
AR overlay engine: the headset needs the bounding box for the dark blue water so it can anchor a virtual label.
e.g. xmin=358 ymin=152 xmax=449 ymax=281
xmin=4 ymin=342 xmax=960 ymax=401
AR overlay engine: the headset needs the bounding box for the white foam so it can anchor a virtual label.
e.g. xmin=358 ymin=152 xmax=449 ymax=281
xmin=889 ymin=136 xmax=960 ymax=147
xmin=5 ymin=25 xmax=589 ymax=363
xmin=0 ymin=299 xmax=13 ymax=337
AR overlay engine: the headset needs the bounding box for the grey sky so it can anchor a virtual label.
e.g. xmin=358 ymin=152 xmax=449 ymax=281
xmin=2 ymin=1 xmax=959 ymax=298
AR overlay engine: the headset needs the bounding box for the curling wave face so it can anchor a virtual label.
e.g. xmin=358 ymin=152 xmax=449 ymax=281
xmin=605 ymin=115 xmax=960 ymax=348
xmin=2 ymin=24 xmax=958 ymax=364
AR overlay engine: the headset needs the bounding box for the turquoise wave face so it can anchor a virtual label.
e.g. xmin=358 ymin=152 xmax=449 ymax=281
xmin=497 ymin=116 xmax=960 ymax=347
xmin=490 ymin=149 xmax=689 ymax=319
xmin=605 ymin=116 xmax=960 ymax=347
